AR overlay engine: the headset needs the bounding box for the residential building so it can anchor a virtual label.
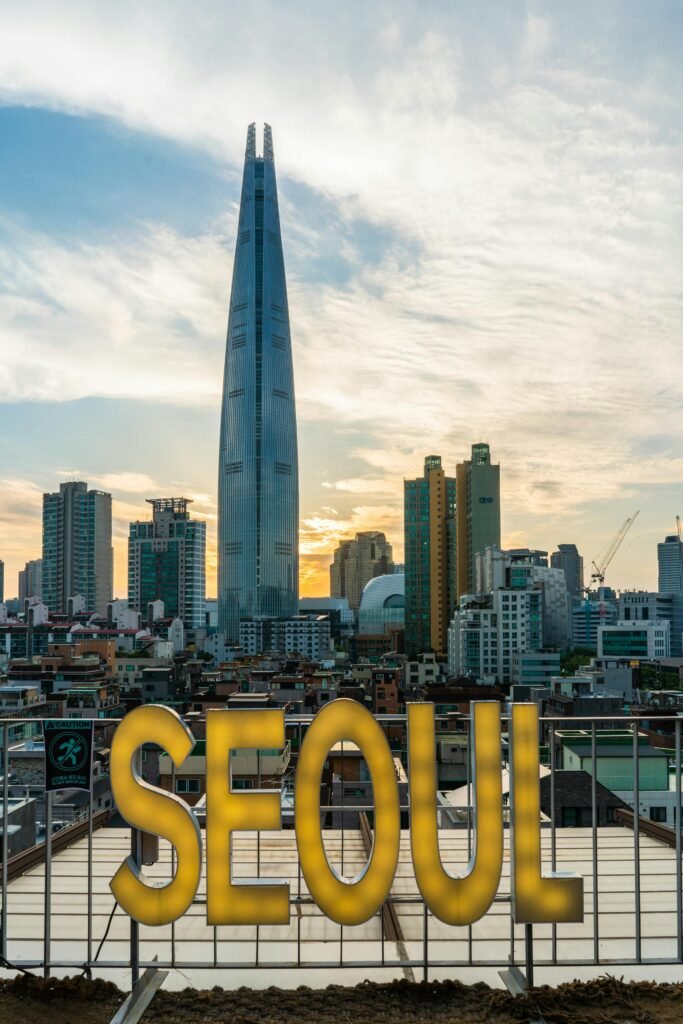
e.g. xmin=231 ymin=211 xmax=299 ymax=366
xmin=448 ymin=588 xmax=543 ymax=684
xmin=0 ymin=795 xmax=37 ymax=858
xmin=64 ymin=681 xmax=125 ymax=720
xmin=330 ymin=532 xmax=394 ymax=611
xmin=550 ymin=544 xmax=584 ymax=598
xmin=508 ymin=548 xmax=548 ymax=567
xmin=369 ymin=666 xmax=401 ymax=716
xmin=578 ymin=657 xmax=636 ymax=700
xmin=556 ymin=729 xmax=676 ymax=826
xmin=18 ymin=559 xmax=43 ymax=603
xmin=159 ymin=737 xmax=291 ymax=806
xmin=598 ymin=621 xmax=670 ymax=660
xmin=128 ymin=497 xmax=206 ymax=629
xmin=349 ymin=632 xmax=403 ymax=661
xmin=404 ymin=455 xmax=457 ymax=656
xmin=455 ymin=442 xmax=500 ymax=600
xmin=218 ymin=123 xmax=298 ymax=641
xmin=239 ymin=615 xmax=333 ymax=659
xmin=658 ymin=534 xmax=683 ymax=593
xmin=298 ymin=597 xmax=354 ymax=642
xmin=42 ymin=481 xmax=113 ymax=615
xmin=539 ymin=772 xmax=629 ymax=828
xmin=477 ymin=546 xmax=569 ymax=649
xmin=404 ymin=651 xmax=440 ymax=689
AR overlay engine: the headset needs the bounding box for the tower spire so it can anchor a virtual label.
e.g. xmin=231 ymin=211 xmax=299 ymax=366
xmin=263 ymin=123 xmax=274 ymax=161
xmin=245 ymin=122 xmax=256 ymax=160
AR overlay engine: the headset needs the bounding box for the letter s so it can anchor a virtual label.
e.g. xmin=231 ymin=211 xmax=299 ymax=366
xmin=110 ymin=705 xmax=202 ymax=926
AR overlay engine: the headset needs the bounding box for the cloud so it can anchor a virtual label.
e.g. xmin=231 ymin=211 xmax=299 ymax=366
xmin=0 ymin=4 xmax=681 ymax=594
xmin=0 ymin=218 xmax=231 ymax=405
xmin=91 ymin=472 xmax=162 ymax=493
xmin=0 ymin=479 xmax=44 ymax=591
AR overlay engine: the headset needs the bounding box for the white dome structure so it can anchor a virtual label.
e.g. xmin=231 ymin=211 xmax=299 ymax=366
xmin=358 ymin=573 xmax=405 ymax=635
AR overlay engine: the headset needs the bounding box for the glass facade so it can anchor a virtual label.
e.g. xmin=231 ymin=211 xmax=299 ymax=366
xmin=128 ymin=498 xmax=205 ymax=629
xmin=404 ymin=456 xmax=457 ymax=656
xmin=218 ymin=124 xmax=299 ymax=640
xmin=358 ymin=574 xmax=405 ymax=635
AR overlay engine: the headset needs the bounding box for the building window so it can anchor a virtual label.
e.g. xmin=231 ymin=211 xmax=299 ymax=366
xmin=176 ymin=778 xmax=201 ymax=794
xmin=650 ymin=806 xmax=667 ymax=823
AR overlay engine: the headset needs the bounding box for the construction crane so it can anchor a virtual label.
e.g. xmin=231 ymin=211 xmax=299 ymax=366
xmin=590 ymin=511 xmax=640 ymax=586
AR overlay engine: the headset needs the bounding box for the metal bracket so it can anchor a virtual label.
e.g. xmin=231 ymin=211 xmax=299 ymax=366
xmin=498 ymin=963 xmax=528 ymax=995
xmin=499 ymin=965 xmax=547 ymax=1024
xmin=109 ymin=959 xmax=168 ymax=1024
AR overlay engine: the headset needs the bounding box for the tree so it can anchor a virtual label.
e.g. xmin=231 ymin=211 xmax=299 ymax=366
xmin=560 ymin=647 xmax=595 ymax=676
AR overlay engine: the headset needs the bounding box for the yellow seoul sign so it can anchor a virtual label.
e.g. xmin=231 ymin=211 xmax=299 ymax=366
xmin=109 ymin=699 xmax=583 ymax=928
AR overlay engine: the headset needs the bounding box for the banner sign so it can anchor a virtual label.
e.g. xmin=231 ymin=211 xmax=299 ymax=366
xmin=44 ymin=719 xmax=94 ymax=792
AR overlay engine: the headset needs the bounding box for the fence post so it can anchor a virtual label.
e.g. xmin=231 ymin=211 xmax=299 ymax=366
xmin=1 ymin=723 xmax=8 ymax=961
xmin=130 ymin=825 xmax=140 ymax=987
xmin=43 ymin=790 xmax=52 ymax=978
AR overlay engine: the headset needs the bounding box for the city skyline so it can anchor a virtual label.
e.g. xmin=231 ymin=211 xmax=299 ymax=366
xmin=1 ymin=4 xmax=682 ymax=598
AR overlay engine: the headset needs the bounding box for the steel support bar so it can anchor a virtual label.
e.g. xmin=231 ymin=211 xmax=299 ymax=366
xmin=1 ymin=723 xmax=8 ymax=960
xmin=108 ymin=961 xmax=168 ymax=1024
xmin=43 ymin=791 xmax=52 ymax=978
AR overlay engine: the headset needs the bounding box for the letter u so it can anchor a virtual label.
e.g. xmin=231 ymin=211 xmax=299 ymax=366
xmin=407 ymin=700 xmax=503 ymax=925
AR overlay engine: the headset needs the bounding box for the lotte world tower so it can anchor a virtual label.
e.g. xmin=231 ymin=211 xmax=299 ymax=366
xmin=218 ymin=124 xmax=299 ymax=640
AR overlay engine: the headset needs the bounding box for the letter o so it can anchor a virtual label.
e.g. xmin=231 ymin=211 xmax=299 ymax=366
xmin=295 ymin=699 xmax=400 ymax=926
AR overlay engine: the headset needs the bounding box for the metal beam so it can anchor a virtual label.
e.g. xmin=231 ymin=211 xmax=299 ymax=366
xmin=108 ymin=962 xmax=168 ymax=1024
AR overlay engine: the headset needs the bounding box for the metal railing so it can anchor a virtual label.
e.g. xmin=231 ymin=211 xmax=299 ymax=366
xmin=1 ymin=711 xmax=683 ymax=986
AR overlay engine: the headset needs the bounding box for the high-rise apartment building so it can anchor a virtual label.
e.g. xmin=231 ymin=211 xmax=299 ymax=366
xmin=218 ymin=123 xmax=299 ymax=642
xmin=658 ymin=535 xmax=683 ymax=593
xmin=18 ymin=559 xmax=43 ymax=603
xmin=0 ymin=558 xmax=3 ymax=603
xmin=448 ymin=587 xmax=543 ymax=684
xmin=550 ymin=544 xmax=585 ymax=598
xmin=330 ymin=531 xmax=394 ymax=611
xmin=404 ymin=455 xmax=457 ymax=656
xmin=476 ymin=545 xmax=569 ymax=650
xmin=128 ymin=498 xmax=206 ymax=629
xmin=41 ymin=481 xmax=112 ymax=615
xmin=455 ymin=443 xmax=500 ymax=599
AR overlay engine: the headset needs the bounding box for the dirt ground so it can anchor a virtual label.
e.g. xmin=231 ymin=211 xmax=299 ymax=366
xmin=1 ymin=973 xmax=683 ymax=1023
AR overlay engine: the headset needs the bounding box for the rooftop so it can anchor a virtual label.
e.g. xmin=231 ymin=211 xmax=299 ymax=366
xmin=3 ymin=825 xmax=682 ymax=990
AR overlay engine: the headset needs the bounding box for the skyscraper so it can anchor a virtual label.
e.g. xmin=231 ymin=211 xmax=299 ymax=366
xmin=218 ymin=124 xmax=299 ymax=641
xmin=330 ymin=531 xmax=394 ymax=611
xmin=42 ymin=481 xmax=112 ymax=615
xmin=550 ymin=543 xmax=584 ymax=598
xmin=0 ymin=559 xmax=4 ymax=603
xmin=658 ymin=535 xmax=683 ymax=593
xmin=18 ymin=559 xmax=43 ymax=603
xmin=404 ymin=455 xmax=457 ymax=656
xmin=128 ymin=498 xmax=206 ymax=629
xmin=455 ymin=443 xmax=500 ymax=599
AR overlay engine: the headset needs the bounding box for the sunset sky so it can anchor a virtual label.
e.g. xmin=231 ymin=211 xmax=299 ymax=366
xmin=1 ymin=2 xmax=682 ymax=600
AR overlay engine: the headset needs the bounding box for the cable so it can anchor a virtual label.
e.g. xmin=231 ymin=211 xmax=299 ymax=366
xmin=80 ymin=900 xmax=118 ymax=976
xmin=0 ymin=952 xmax=37 ymax=978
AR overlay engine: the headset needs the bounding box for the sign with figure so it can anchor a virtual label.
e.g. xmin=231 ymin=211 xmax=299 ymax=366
xmin=44 ymin=719 xmax=94 ymax=792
